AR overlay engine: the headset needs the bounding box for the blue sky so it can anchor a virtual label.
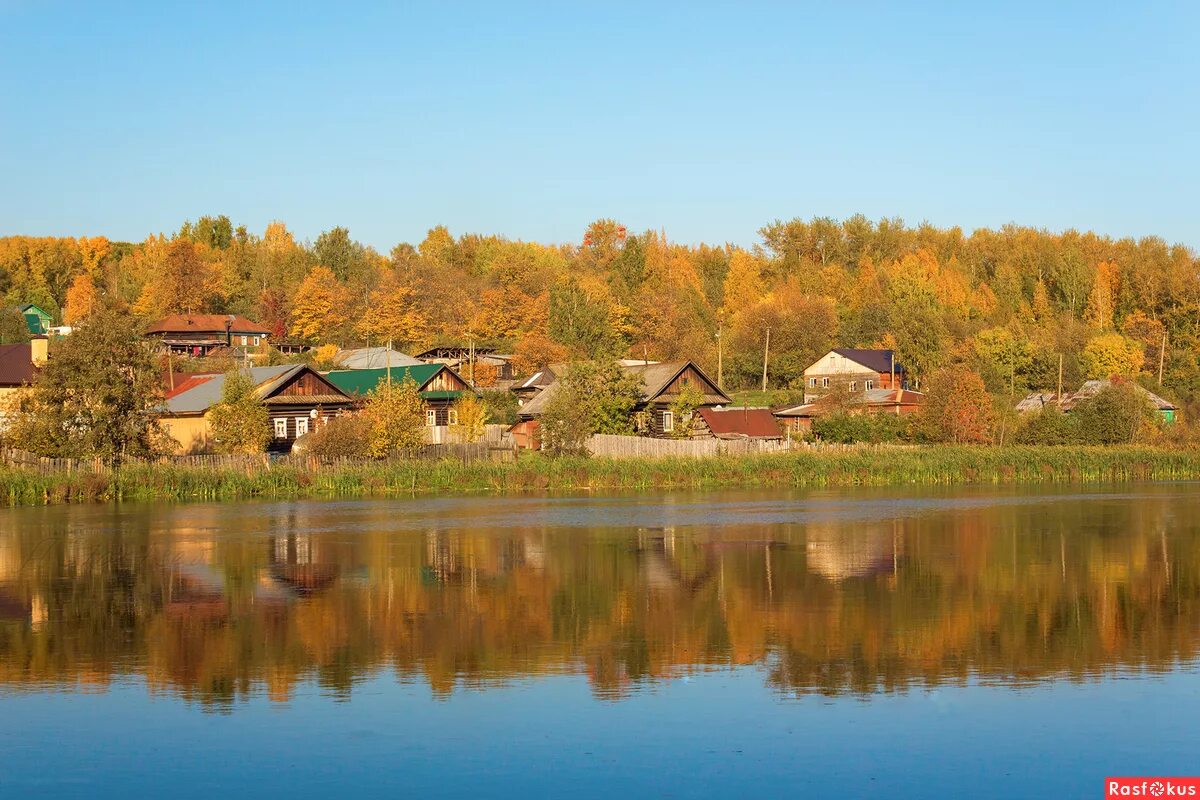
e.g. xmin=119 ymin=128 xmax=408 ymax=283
xmin=1 ymin=1 xmax=1196 ymax=251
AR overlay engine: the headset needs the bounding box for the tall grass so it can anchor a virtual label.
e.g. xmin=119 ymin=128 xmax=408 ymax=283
xmin=0 ymin=446 xmax=1196 ymax=506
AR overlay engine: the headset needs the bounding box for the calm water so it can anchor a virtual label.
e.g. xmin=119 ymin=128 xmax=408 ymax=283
xmin=2 ymin=486 xmax=1199 ymax=798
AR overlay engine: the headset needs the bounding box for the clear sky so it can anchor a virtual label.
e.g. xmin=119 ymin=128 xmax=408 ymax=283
xmin=1 ymin=1 xmax=1197 ymax=252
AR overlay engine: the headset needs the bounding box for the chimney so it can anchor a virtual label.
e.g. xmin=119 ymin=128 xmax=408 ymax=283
xmin=31 ymin=336 xmax=48 ymax=367
xmin=225 ymin=317 xmax=233 ymax=347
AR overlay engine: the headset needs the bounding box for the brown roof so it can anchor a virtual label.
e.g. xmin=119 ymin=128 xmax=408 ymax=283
xmin=697 ymin=407 xmax=781 ymax=439
xmin=145 ymin=314 xmax=271 ymax=336
xmin=0 ymin=343 xmax=37 ymax=387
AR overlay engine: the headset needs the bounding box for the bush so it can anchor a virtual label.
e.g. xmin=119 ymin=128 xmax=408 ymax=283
xmin=1014 ymin=407 xmax=1077 ymax=446
xmin=298 ymin=413 xmax=372 ymax=458
xmin=1072 ymin=382 xmax=1159 ymax=445
xmin=479 ymin=389 xmax=518 ymax=426
xmin=810 ymin=412 xmax=910 ymax=444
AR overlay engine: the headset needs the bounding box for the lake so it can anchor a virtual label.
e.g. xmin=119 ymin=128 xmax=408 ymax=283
xmin=1 ymin=486 xmax=1198 ymax=798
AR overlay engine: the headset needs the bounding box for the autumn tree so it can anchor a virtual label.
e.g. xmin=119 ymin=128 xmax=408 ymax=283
xmin=356 ymin=276 xmax=427 ymax=347
xmin=449 ymin=394 xmax=487 ymax=443
xmin=363 ymin=379 xmax=427 ymax=456
xmin=1082 ymin=333 xmax=1144 ymax=379
xmin=64 ymin=273 xmax=100 ymax=325
xmin=917 ymin=368 xmax=995 ymax=444
xmin=289 ymin=266 xmax=349 ymax=343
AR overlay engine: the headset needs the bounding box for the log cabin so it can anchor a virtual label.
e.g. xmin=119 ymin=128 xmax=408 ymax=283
xmin=511 ymin=360 xmax=730 ymax=447
xmin=145 ymin=314 xmax=272 ymax=359
xmin=323 ymin=363 xmax=472 ymax=426
xmin=159 ymin=364 xmax=354 ymax=453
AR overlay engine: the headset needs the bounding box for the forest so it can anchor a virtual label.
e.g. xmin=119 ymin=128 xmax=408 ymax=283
xmin=2 ymin=214 xmax=1197 ymax=410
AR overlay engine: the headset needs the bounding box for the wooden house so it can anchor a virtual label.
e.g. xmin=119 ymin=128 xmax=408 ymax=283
xmin=159 ymin=364 xmax=354 ymax=453
xmin=512 ymin=360 xmax=730 ymax=447
xmin=775 ymin=388 xmax=925 ymax=436
xmin=512 ymin=365 xmax=561 ymax=407
xmin=415 ymin=345 xmax=516 ymax=384
xmin=19 ymin=304 xmax=52 ymax=336
xmin=145 ymin=314 xmax=272 ymax=358
xmin=802 ymin=348 xmax=906 ymax=402
xmin=323 ymin=363 xmax=472 ymax=426
xmin=1016 ymin=380 xmax=1177 ymax=423
xmin=0 ymin=338 xmax=46 ymax=426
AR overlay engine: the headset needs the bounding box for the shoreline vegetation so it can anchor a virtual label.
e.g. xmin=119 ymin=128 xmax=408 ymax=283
xmin=0 ymin=446 xmax=1198 ymax=506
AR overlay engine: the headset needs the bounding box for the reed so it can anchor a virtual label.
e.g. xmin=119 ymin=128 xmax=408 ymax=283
xmin=0 ymin=446 xmax=1196 ymax=506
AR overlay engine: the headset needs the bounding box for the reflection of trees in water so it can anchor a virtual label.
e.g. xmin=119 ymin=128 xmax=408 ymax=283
xmin=0 ymin=494 xmax=1195 ymax=706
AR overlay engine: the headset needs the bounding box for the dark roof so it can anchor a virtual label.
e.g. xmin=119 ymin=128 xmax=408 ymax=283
xmin=831 ymin=348 xmax=905 ymax=375
xmin=518 ymin=360 xmax=729 ymax=418
xmin=697 ymin=407 xmax=781 ymax=439
xmin=0 ymin=343 xmax=37 ymax=386
xmin=162 ymin=365 xmax=352 ymax=415
xmin=145 ymin=314 xmax=271 ymax=336
xmin=324 ymin=364 xmax=465 ymax=397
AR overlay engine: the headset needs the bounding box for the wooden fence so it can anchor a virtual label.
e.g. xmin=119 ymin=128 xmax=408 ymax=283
xmin=583 ymin=435 xmax=914 ymax=460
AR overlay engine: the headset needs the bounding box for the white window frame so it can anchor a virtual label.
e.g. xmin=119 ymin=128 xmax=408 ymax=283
xmin=240 ymin=335 xmax=248 ymax=346
xmin=808 ymin=377 xmax=816 ymax=388
xmin=447 ymin=409 xmax=458 ymax=426
xmin=662 ymin=411 xmax=674 ymax=433
xmin=295 ymin=417 xmax=309 ymax=437
xmin=866 ymin=379 xmax=875 ymax=390
xmin=849 ymin=381 xmax=858 ymax=392
xmin=426 ymin=409 xmax=437 ymax=427
xmin=253 ymin=336 xmax=260 ymax=346
xmin=273 ymin=418 xmax=287 ymax=439
xmin=821 ymin=377 xmax=830 ymax=388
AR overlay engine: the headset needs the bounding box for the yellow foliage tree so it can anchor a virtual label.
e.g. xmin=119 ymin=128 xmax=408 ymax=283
xmin=1085 ymin=261 xmax=1119 ymax=330
xmin=363 ymin=379 xmax=427 ymax=456
xmin=449 ymin=394 xmax=487 ymax=442
xmin=721 ymin=249 xmax=765 ymax=317
xmin=356 ymin=279 xmax=427 ymax=346
xmin=1082 ymin=332 xmax=1144 ymax=379
xmin=289 ymin=266 xmax=349 ymax=343
xmin=63 ymin=273 xmax=100 ymax=325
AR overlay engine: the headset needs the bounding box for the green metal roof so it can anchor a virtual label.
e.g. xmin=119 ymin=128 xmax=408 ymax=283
xmin=324 ymin=364 xmax=449 ymax=396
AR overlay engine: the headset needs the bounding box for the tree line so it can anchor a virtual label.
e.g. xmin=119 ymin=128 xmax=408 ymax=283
xmin=2 ymin=213 xmax=1198 ymax=404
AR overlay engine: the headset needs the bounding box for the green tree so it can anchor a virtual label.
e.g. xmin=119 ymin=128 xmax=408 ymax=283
xmin=0 ymin=308 xmax=31 ymax=344
xmin=4 ymin=308 xmax=164 ymax=460
xmin=1072 ymin=382 xmax=1157 ymax=445
xmin=668 ymin=384 xmax=705 ymax=439
xmin=208 ymin=371 xmax=270 ymax=454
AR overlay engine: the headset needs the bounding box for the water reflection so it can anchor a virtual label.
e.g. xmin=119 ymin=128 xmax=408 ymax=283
xmin=0 ymin=489 xmax=1195 ymax=708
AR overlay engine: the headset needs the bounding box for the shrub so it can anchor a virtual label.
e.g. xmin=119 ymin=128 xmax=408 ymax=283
xmin=1013 ymin=406 xmax=1077 ymax=445
xmin=299 ymin=413 xmax=372 ymax=458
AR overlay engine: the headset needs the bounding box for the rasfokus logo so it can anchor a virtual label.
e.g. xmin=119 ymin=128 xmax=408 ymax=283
xmin=1107 ymin=778 xmax=1200 ymax=797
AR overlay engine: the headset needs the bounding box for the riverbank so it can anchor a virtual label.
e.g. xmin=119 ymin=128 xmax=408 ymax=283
xmin=0 ymin=446 xmax=1198 ymax=505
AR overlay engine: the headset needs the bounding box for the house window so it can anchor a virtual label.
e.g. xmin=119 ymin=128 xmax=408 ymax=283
xmin=447 ymin=409 xmax=459 ymax=426
xmin=808 ymin=377 xmax=816 ymax=388
xmin=426 ymin=409 xmax=437 ymax=427
xmin=634 ymin=411 xmax=648 ymax=432
xmin=295 ymin=417 xmax=309 ymax=437
xmin=822 ymin=377 xmax=830 ymax=388
xmin=253 ymin=336 xmax=260 ymax=346
xmin=273 ymin=418 xmax=287 ymax=438
xmin=849 ymin=381 xmax=858 ymax=392
xmin=241 ymin=335 xmax=248 ymax=346
xmin=866 ymin=379 xmax=874 ymax=390
xmin=662 ymin=411 xmax=674 ymax=433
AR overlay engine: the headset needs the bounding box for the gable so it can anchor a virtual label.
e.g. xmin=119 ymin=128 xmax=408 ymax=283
xmin=266 ymin=367 xmax=349 ymax=401
xmin=644 ymin=362 xmax=728 ymax=404
xmin=804 ymin=350 xmax=884 ymax=377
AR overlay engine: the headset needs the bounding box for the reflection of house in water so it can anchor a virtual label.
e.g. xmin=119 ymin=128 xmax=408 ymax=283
xmin=0 ymin=536 xmax=47 ymax=628
xmin=804 ymin=524 xmax=902 ymax=581
xmin=637 ymin=529 xmax=718 ymax=593
xmin=267 ymin=534 xmax=339 ymax=596
xmin=166 ymin=564 xmax=229 ymax=622
xmin=422 ymin=531 xmax=533 ymax=586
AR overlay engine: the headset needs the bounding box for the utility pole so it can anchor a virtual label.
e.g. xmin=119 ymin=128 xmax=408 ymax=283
xmin=1158 ymin=332 xmax=1167 ymax=386
xmin=387 ymin=337 xmax=393 ymax=387
xmin=761 ymin=327 xmax=771 ymax=392
xmin=1057 ymin=353 xmax=1063 ymax=400
xmin=469 ymin=340 xmax=475 ymax=385
xmin=716 ymin=320 xmax=723 ymax=390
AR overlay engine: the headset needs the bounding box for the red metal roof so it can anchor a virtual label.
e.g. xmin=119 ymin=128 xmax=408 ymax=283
xmin=145 ymin=314 xmax=271 ymax=336
xmin=697 ymin=407 xmax=782 ymax=439
xmin=164 ymin=373 xmax=217 ymax=400
xmin=0 ymin=343 xmax=37 ymax=387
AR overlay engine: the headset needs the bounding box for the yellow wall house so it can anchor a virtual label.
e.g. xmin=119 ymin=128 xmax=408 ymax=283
xmin=159 ymin=364 xmax=354 ymax=454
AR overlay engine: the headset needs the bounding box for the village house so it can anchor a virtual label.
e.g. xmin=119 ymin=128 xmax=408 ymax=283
xmin=802 ymin=348 xmax=906 ymax=402
xmin=415 ymin=345 xmax=516 ymax=386
xmin=511 ymin=360 xmax=730 ymax=448
xmin=1015 ymin=380 xmax=1177 ymax=423
xmin=775 ymin=387 xmax=925 ymax=435
xmin=694 ymin=407 xmax=783 ymax=441
xmin=0 ymin=338 xmax=47 ymax=425
xmin=332 ymin=346 xmax=423 ymax=370
xmin=158 ymin=364 xmax=354 ymax=453
xmin=323 ymin=363 xmax=473 ymax=433
xmin=18 ymin=304 xmax=52 ymax=336
xmin=145 ymin=313 xmax=272 ymax=359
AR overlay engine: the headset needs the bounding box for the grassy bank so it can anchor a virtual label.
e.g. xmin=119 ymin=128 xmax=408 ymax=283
xmin=0 ymin=446 xmax=1198 ymax=506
